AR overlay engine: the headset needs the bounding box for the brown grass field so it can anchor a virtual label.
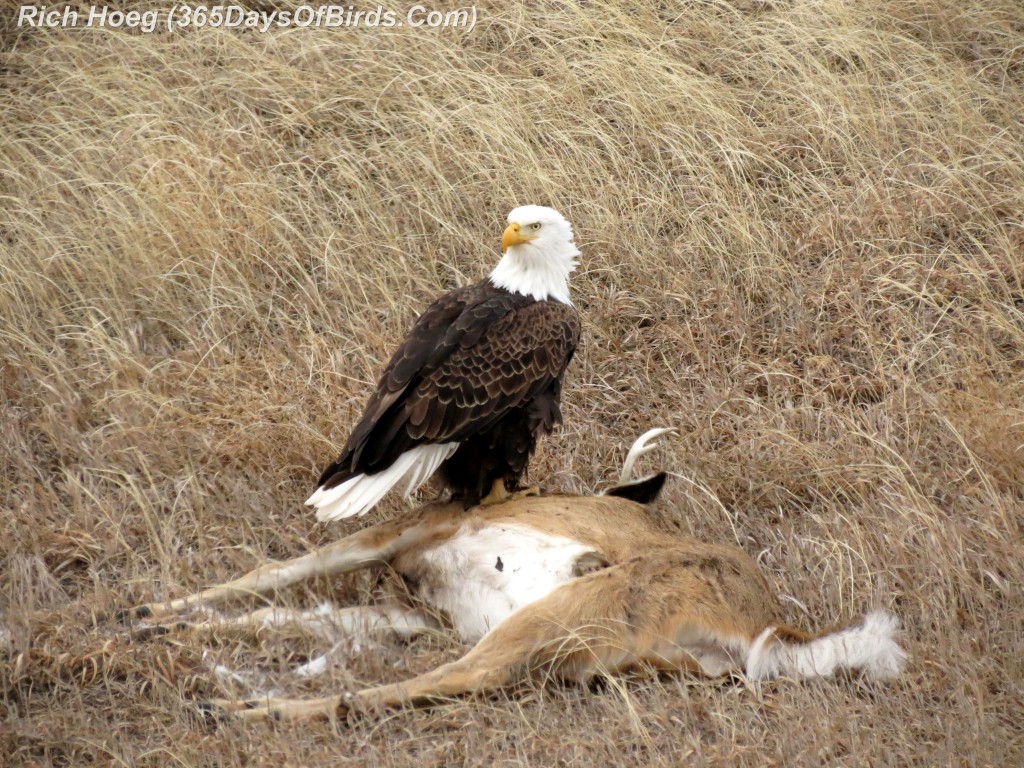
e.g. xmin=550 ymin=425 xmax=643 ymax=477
xmin=2 ymin=0 xmax=1023 ymax=765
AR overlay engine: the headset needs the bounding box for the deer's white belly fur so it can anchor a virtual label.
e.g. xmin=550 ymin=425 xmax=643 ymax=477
xmin=411 ymin=523 xmax=594 ymax=643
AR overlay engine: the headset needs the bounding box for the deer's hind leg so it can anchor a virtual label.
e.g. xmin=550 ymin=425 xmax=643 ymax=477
xmin=207 ymin=596 xmax=554 ymax=722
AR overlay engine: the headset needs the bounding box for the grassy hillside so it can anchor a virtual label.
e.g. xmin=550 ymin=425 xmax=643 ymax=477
xmin=2 ymin=1 xmax=1022 ymax=764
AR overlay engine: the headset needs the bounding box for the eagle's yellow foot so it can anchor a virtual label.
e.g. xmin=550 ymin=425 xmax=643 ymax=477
xmin=480 ymin=478 xmax=512 ymax=506
xmin=509 ymin=485 xmax=540 ymax=501
xmin=480 ymin=481 xmax=540 ymax=506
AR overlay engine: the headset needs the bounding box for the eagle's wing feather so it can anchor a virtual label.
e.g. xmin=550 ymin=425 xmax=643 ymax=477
xmin=408 ymin=299 xmax=579 ymax=444
xmin=317 ymin=288 xmax=578 ymax=490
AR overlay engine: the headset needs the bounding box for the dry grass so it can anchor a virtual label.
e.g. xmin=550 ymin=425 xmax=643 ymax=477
xmin=2 ymin=0 xmax=1023 ymax=764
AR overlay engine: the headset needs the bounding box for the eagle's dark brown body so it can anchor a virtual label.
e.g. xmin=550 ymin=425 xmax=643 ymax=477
xmin=317 ymin=280 xmax=580 ymax=506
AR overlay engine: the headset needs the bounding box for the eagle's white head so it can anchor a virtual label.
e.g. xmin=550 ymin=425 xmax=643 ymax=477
xmin=489 ymin=205 xmax=579 ymax=304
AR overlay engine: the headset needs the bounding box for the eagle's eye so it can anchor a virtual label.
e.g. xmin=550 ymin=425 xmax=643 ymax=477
xmin=530 ymin=222 xmax=542 ymax=231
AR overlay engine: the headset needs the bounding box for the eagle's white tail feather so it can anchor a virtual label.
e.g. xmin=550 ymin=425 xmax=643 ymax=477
xmin=305 ymin=483 xmax=329 ymax=507
xmin=308 ymin=443 xmax=459 ymax=522
xmin=746 ymin=611 xmax=906 ymax=681
xmin=403 ymin=444 xmax=451 ymax=496
xmin=312 ymin=453 xmax=419 ymax=522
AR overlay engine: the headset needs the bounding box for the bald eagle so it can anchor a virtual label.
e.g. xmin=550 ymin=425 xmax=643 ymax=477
xmin=307 ymin=205 xmax=581 ymax=522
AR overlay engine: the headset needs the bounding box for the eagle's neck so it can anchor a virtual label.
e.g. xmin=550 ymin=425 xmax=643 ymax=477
xmin=488 ymin=242 xmax=579 ymax=305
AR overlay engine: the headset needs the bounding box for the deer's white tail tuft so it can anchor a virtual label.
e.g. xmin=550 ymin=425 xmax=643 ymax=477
xmin=746 ymin=611 xmax=906 ymax=682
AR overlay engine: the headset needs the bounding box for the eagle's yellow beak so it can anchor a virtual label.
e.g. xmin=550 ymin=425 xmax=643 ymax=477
xmin=502 ymin=223 xmax=534 ymax=253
